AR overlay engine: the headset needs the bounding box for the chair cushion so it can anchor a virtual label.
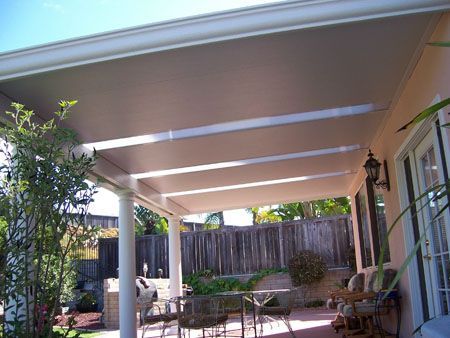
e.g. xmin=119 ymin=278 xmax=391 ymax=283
xmin=144 ymin=312 xmax=177 ymax=324
xmin=337 ymin=302 xmax=346 ymax=313
xmin=342 ymin=302 xmax=376 ymax=317
xmin=179 ymin=314 xmax=228 ymax=329
xmin=326 ymin=298 xmax=337 ymax=309
xmin=258 ymin=306 xmax=291 ymax=316
xmin=348 ymin=273 xmax=365 ymax=292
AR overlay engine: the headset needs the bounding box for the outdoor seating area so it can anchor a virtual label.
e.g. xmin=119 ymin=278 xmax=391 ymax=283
xmin=133 ymin=308 xmax=338 ymax=338
xmin=329 ymin=269 xmax=400 ymax=337
xmin=1 ymin=2 xmax=449 ymax=338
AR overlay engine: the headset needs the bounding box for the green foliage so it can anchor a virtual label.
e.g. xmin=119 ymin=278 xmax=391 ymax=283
xmin=268 ymin=197 xmax=350 ymax=221
xmin=53 ymin=327 xmax=100 ymax=337
xmin=288 ymin=251 xmax=327 ymax=286
xmin=378 ymin=41 xmax=450 ymax=302
xmin=204 ymin=211 xmax=225 ymax=228
xmin=76 ymin=293 xmax=97 ymax=313
xmin=134 ymin=205 xmax=168 ymax=235
xmin=203 ymin=223 xmax=221 ymax=230
xmin=245 ymin=268 xmax=289 ymax=290
xmin=183 ymin=268 xmax=289 ymax=295
xmin=397 ymin=98 xmax=450 ymax=132
xmin=0 ymin=101 xmax=97 ymax=337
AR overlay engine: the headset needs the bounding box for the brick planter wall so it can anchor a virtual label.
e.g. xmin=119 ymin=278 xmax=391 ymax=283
xmin=103 ymin=278 xmax=171 ymax=329
xmin=253 ymin=268 xmax=352 ymax=307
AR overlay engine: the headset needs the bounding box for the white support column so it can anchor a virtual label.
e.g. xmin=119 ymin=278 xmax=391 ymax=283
xmin=117 ymin=190 xmax=137 ymax=338
xmin=168 ymin=216 xmax=182 ymax=301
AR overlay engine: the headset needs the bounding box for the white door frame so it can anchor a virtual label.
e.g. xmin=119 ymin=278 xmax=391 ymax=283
xmin=394 ymin=94 xmax=450 ymax=330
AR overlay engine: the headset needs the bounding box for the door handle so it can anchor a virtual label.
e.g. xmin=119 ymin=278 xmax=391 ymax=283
xmin=423 ymin=254 xmax=432 ymax=260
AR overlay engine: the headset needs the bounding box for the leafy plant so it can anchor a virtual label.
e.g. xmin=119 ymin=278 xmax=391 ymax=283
xmin=183 ymin=268 xmax=288 ymax=295
xmin=268 ymin=198 xmax=350 ymax=221
xmin=204 ymin=211 xmax=225 ymax=227
xmin=75 ymin=293 xmax=97 ymax=313
xmin=0 ymin=101 xmax=97 ymax=337
xmin=288 ymin=251 xmax=327 ymax=306
xmin=287 ymin=251 xmax=327 ymax=286
xmin=377 ymin=42 xmax=450 ymax=299
xmin=134 ymin=205 xmax=168 ymax=235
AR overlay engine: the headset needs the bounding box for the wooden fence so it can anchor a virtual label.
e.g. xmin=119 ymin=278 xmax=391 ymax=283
xmin=98 ymin=215 xmax=352 ymax=280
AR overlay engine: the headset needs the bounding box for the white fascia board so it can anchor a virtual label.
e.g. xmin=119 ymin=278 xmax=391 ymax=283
xmin=1 ymin=0 xmax=449 ymax=81
xmin=75 ymin=145 xmax=189 ymax=216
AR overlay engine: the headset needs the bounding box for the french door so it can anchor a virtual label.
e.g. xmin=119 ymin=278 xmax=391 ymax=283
xmin=412 ymin=128 xmax=450 ymax=318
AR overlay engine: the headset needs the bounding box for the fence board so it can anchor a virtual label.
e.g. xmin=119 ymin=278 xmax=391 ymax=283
xmin=98 ymin=215 xmax=352 ymax=279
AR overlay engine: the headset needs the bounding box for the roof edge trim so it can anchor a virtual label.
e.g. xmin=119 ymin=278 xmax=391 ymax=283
xmin=1 ymin=0 xmax=450 ymax=81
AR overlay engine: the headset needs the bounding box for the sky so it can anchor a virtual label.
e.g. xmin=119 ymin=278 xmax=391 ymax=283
xmin=0 ymin=0 xmax=281 ymax=224
xmin=0 ymin=0 xmax=282 ymax=53
xmin=89 ymin=186 xmax=254 ymax=225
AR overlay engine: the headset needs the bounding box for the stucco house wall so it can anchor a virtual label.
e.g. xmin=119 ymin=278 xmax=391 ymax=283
xmin=349 ymin=12 xmax=450 ymax=337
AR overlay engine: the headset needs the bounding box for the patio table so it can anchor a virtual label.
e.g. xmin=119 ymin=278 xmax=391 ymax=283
xmin=214 ymin=291 xmax=257 ymax=337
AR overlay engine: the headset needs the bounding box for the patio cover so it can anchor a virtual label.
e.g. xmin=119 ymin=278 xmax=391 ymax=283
xmin=1 ymin=0 xmax=449 ymax=217
xmin=2 ymin=1 xmax=450 ymax=337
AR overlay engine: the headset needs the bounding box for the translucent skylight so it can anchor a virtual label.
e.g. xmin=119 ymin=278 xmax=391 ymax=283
xmin=1 ymin=0 xmax=283 ymax=53
xmin=84 ymin=103 xmax=382 ymax=151
xmin=162 ymin=171 xmax=353 ymax=197
xmin=132 ymin=144 xmax=361 ymax=179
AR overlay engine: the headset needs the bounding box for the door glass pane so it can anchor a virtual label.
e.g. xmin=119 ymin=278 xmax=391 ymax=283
xmin=375 ymin=193 xmax=390 ymax=263
xmin=356 ymin=185 xmax=372 ymax=268
xmin=419 ymin=145 xmax=450 ymax=315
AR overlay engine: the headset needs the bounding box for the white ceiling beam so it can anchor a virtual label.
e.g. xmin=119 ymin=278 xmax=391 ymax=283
xmin=85 ymin=103 xmax=385 ymax=151
xmin=132 ymin=144 xmax=362 ymax=179
xmin=163 ymin=170 xmax=355 ymax=197
xmin=1 ymin=0 xmax=449 ymax=81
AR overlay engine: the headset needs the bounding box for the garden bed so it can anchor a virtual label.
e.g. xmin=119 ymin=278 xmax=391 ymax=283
xmin=55 ymin=311 xmax=104 ymax=331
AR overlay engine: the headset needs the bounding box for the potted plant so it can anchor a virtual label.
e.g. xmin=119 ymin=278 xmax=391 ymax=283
xmin=76 ymin=293 xmax=98 ymax=313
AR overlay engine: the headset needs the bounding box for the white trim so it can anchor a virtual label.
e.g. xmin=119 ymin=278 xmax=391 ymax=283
xmin=394 ymin=149 xmax=425 ymax=335
xmin=132 ymin=144 xmax=362 ymax=178
xmin=162 ymin=170 xmax=353 ymax=197
xmin=394 ymin=94 xmax=447 ymax=332
xmin=85 ymin=103 xmax=383 ymax=150
xmin=1 ymin=0 xmax=449 ymax=81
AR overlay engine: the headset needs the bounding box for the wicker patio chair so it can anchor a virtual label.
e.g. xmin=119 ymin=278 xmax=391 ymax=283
xmin=139 ymin=299 xmax=178 ymax=338
xmin=329 ymin=272 xmax=365 ymax=332
xmin=341 ymin=269 xmax=398 ymax=337
xmin=175 ymin=295 xmax=228 ymax=338
xmin=255 ymin=289 xmax=296 ymax=337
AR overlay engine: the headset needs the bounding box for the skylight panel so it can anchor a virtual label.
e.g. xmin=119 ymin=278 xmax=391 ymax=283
xmin=162 ymin=170 xmax=353 ymax=197
xmin=132 ymin=144 xmax=361 ymax=179
xmin=84 ymin=103 xmax=384 ymax=151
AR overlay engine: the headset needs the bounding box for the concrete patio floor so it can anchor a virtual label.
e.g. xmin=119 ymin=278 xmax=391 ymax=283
xmin=98 ymin=308 xmax=338 ymax=337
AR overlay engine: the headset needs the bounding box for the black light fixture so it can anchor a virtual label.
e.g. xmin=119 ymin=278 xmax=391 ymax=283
xmin=363 ymin=150 xmax=390 ymax=191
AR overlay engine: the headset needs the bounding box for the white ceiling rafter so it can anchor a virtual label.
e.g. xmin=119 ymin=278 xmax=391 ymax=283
xmin=84 ymin=103 xmax=385 ymax=151
xmin=162 ymin=170 xmax=355 ymax=197
xmin=132 ymin=144 xmax=362 ymax=179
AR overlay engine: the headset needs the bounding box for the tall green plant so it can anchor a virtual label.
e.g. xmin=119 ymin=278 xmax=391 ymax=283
xmin=0 ymin=101 xmax=97 ymax=337
xmin=134 ymin=205 xmax=168 ymax=235
xmin=377 ymin=41 xmax=450 ymax=299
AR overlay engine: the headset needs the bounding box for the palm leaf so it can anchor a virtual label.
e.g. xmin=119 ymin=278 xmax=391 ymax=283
xmin=397 ymin=98 xmax=450 ymax=132
xmin=378 ymin=182 xmax=449 ymax=299
xmin=427 ymin=41 xmax=450 ymax=47
xmin=383 ymin=200 xmax=449 ymax=300
xmin=377 ymin=183 xmax=445 ymax=287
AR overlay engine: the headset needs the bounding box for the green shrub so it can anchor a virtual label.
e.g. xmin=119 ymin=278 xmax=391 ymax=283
xmin=288 ymin=251 xmax=327 ymax=286
xmin=183 ymin=268 xmax=289 ymax=295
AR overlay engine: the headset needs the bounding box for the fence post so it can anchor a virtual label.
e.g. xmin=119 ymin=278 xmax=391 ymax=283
xmin=278 ymin=224 xmax=285 ymax=267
